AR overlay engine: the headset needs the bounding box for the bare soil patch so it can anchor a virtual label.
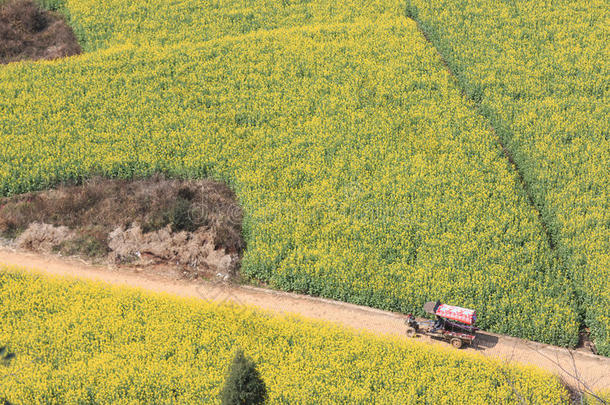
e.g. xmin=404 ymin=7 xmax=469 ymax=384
xmin=0 ymin=176 xmax=244 ymax=279
xmin=0 ymin=0 xmax=81 ymax=64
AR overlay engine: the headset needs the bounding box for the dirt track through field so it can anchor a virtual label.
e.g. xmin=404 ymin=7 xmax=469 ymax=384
xmin=1 ymin=248 xmax=609 ymax=393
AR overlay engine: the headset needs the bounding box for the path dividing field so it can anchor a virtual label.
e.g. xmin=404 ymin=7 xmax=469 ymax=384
xmin=1 ymin=247 xmax=608 ymax=393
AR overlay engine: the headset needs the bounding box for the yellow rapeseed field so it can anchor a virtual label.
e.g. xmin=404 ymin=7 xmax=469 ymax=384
xmin=0 ymin=267 xmax=569 ymax=404
xmin=0 ymin=16 xmax=579 ymax=345
xmin=405 ymin=0 xmax=609 ymax=355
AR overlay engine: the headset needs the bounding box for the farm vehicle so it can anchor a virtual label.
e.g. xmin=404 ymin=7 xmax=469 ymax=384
xmin=405 ymin=301 xmax=478 ymax=349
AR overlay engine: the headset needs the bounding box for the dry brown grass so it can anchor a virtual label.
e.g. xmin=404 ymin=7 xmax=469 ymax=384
xmin=0 ymin=176 xmax=244 ymax=277
xmin=0 ymin=0 xmax=81 ymax=64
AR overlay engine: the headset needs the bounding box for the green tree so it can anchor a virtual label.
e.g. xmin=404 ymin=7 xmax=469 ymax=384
xmin=0 ymin=346 xmax=14 ymax=405
xmin=0 ymin=346 xmax=14 ymax=367
xmin=220 ymin=349 xmax=267 ymax=405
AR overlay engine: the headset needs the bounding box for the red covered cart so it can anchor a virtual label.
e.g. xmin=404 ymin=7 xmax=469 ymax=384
xmin=405 ymin=301 xmax=478 ymax=349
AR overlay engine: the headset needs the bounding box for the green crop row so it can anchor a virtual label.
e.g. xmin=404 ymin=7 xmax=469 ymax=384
xmin=404 ymin=0 xmax=609 ymax=355
xmin=0 ymin=268 xmax=569 ymax=404
xmin=0 ymin=17 xmax=579 ymax=345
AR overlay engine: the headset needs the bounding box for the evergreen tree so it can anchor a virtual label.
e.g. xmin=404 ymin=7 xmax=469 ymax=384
xmin=0 ymin=346 xmax=14 ymax=367
xmin=220 ymin=349 xmax=267 ymax=405
xmin=0 ymin=346 xmax=14 ymax=405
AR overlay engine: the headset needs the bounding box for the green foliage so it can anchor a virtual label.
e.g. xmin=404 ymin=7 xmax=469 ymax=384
xmin=0 ymin=347 xmax=14 ymax=367
xmin=221 ymin=350 xmax=268 ymax=405
xmin=59 ymin=233 xmax=108 ymax=258
xmin=0 ymin=18 xmax=580 ymax=345
xmin=36 ymin=0 xmax=64 ymax=11
xmin=0 ymin=345 xmax=14 ymax=405
xmin=0 ymin=10 xmax=580 ymax=345
xmin=61 ymin=0 xmax=406 ymax=52
xmin=167 ymin=197 xmax=196 ymax=232
xmin=0 ymin=269 xmax=570 ymax=404
xmin=405 ymin=0 xmax=609 ymax=355
xmin=405 ymin=3 xmax=417 ymax=19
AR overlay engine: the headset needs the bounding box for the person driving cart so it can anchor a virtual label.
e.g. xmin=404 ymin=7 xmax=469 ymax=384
xmin=406 ymin=314 xmax=419 ymax=333
xmin=431 ymin=315 xmax=445 ymax=333
xmin=406 ymin=301 xmax=478 ymax=349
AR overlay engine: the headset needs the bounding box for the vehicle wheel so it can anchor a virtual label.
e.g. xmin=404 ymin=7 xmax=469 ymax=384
xmin=406 ymin=327 xmax=415 ymax=337
xmin=450 ymin=338 xmax=462 ymax=349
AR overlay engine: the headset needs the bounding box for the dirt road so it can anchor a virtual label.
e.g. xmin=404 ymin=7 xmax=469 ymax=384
xmin=1 ymin=247 xmax=609 ymax=393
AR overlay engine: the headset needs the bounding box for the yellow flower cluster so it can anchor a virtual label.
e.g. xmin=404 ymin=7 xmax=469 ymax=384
xmin=0 ymin=268 xmax=569 ymax=404
xmin=0 ymin=15 xmax=580 ymax=344
xmin=406 ymin=0 xmax=609 ymax=355
xmin=63 ymin=0 xmax=407 ymax=52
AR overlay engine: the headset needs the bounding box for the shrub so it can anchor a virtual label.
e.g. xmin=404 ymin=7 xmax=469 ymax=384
xmin=167 ymin=197 xmax=196 ymax=232
xmin=0 ymin=346 xmax=14 ymax=367
xmin=220 ymin=349 xmax=268 ymax=405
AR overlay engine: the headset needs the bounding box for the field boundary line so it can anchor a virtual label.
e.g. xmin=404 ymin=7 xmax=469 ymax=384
xmin=402 ymin=9 xmax=588 ymax=348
